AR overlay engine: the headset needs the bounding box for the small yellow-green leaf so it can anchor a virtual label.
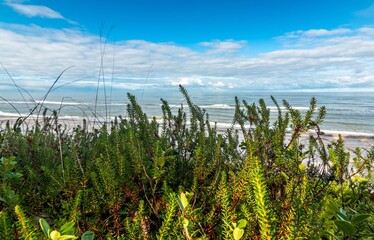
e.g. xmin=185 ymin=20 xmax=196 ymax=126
xmin=298 ymin=163 xmax=306 ymax=171
xmin=281 ymin=171 xmax=289 ymax=181
xmin=50 ymin=230 xmax=61 ymax=240
xmin=183 ymin=217 xmax=189 ymax=228
xmin=58 ymin=235 xmax=78 ymax=240
xmin=237 ymin=219 xmax=247 ymax=229
xmin=180 ymin=192 xmax=189 ymax=210
xmin=233 ymin=228 xmax=244 ymax=240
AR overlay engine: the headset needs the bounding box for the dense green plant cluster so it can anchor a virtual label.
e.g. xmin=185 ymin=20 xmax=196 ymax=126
xmin=0 ymin=85 xmax=373 ymax=239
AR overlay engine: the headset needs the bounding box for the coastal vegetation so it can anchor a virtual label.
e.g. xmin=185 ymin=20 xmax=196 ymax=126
xmin=0 ymin=85 xmax=373 ymax=239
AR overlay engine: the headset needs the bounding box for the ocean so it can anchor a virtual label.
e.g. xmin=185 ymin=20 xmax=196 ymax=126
xmin=1 ymin=88 xmax=374 ymax=136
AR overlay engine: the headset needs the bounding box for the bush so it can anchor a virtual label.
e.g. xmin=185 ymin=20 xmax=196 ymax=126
xmin=0 ymin=85 xmax=373 ymax=239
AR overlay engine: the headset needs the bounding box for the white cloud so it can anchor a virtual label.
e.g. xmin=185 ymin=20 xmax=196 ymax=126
xmin=284 ymin=28 xmax=351 ymax=38
xmin=6 ymin=3 xmax=64 ymax=18
xmin=208 ymin=81 xmax=225 ymax=88
xmin=1 ymin=23 xmax=374 ymax=92
xmin=200 ymin=39 xmax=247 ymax=55
xmin=3 ymin=0 xmax=28 ymax=3
xmin=171 ymin=77 xmax=205 ymax=86
xmin=305 ymin=28 xmax=351 ymax=37
xmin=200 ymin=39 xmax=247 ymax=49
xmin=4 ymin=1 xmax=76 ymax=24
xmin=357 ymin=27 xmax=374 ymax=35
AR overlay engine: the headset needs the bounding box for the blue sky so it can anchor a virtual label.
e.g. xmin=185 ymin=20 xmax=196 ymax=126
xmin=1 ymin=0 xmax=374 ymax=92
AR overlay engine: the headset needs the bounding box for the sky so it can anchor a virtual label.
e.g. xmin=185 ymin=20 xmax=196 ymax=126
xmin=1 ymin=0 xmax=374 ymax=93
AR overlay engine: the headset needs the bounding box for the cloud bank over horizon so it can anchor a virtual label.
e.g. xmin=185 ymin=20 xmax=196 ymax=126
xmin=1 ymin=22 xmax=374 ymax=92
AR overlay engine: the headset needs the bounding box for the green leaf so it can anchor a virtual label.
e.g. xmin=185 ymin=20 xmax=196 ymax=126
xmin=323 ymin=230 xmax=338 ymax=238
xmin=339 ymin=208 xmax=347 ymax=216
xmin=185 ymin=191 xmax=194 ymax=199
xmin=60 ymin=221 xmax=75 ymax=235
xmin=326 ymin=200 xmax=340 ymax=215
xmin=337 ymin=213 xmax=347 ymax=221
xmin=335 ymin=220 xmax=355 ymax=236
xmin=39 ymin=218 xmax=50 ymax=238
xmin=233 ymin=228 xmax=244 ymax=240
xmin=5 ymin=173 xmax=15 ymax=179
xmin=222 ymin=219 xmax=234 ymax=231
xmin=155 ymin=157 xmax=165 ymax=167
xmin=14 ymin=172 xmax=23 ymax=179
xmin=81 ymin=231 xmax=95 ymax=240
xmin=351 ymin=214 xmax=371 ymax=225
xmin=337 ymin=208 xmax=349 ymax=221
xmin=236 ymin=219 xmax=247 ymax=229
xmin=361 ymin=233 xmax=374 ymax=237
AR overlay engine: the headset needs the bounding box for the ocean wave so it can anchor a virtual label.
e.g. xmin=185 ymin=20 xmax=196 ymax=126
xmin=166 ymin=104 xmax=234 ymax=109
xmin=314 ymin=129 xmax=374 ymax=138
xmin=58 ymin=115 xmax=85 ymax=120
xmin=268 ymin=106 xmax=310 ymax=111
xmin=213 ymin=123 xmax=374 ymax=137
xmin=201 ymin=104 xmax=234 ymax=109
xmin=167 ymin=104 xmax=182 ymax=108
xmin=156 ymin=103 xmax=311 ymax=111
xmin=0 ymin=100 xmax=83 ymax=106
xmin=106 ymin=103 xmax=127 ymax=106
xmin=1 ymin=111 xmax=374 ymax=137
xmin=0 ymin=111 xmax=22 ymax=117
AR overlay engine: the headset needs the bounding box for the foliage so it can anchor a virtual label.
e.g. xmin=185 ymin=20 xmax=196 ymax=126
xmin=0 ymin=85 xmax=373 ymax=239
xmin=39 ymin=218 xmax=94 ymax=240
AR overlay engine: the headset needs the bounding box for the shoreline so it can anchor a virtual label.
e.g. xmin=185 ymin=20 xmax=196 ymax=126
xmin=1 ymin=116 xmax=373 ymax=152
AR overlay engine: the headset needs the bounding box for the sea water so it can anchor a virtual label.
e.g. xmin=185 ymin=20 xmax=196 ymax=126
xmin=1 ymin=88 xmax=374 ymax=136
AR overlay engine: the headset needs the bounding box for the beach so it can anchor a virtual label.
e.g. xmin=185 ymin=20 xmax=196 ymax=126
xmin=1 ymin=115 xmax=372 ymax=158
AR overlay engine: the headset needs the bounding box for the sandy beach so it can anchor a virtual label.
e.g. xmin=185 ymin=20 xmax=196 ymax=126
xmin=298 ymin=131 xmax=374 ymax=158
xmin=1 ymin=116 xmax=372 ymax=156
xmin=0 ymin=116 xmax=102 ymax=131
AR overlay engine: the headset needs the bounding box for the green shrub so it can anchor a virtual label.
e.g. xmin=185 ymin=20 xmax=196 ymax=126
xmin=0 ymin=85 xmax=373 ymax=239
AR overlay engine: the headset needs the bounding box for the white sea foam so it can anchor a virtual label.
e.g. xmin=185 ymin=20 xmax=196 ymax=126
xmin=316 ymin=129 xmax=374 ymax=138
xmin=268 ymin=106 xmax=310 ymax=111
xmin=41 ymin=100 xmax=83 ymax=106
xmin=0 ymin=111 xmax=22 ymax=117
xmin=58 ymin=115 xmax=85 ymax=120
xmin=161 ymin=103 xmax=309 ymax=111
xmin=0 ymin=100 xmax=83 ymax=106
xmin=213 ymin=122 xmax=374 ymax=138
xmin=200 ymin=104 xmax=234 ymax=109
xmin=166 ymin=104 xmax=234 ymax=109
